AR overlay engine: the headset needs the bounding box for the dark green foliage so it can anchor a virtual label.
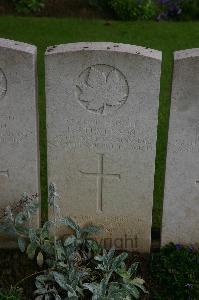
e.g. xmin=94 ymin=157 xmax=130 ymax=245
xmin=109 ymin=0 xmax=157 ymax=20
xmin=88 ymin=0 xmax=110 ymax=11
xmin=150 ymin=243 xmax=199 ymax=299
xmin=85 ymin=249 xmax=148 ymax=299
xmin=157 ymin=0 xmax=199 ymax=21
xmin=89 ymin=0 xmax=157 ymax=20
xmin=0 ymin=287 xmax=23 ymax=300
xmin=5 ymin=0 xmax=199 ymax=19
xmin=88 ymin=0 xmax=199 ymax=21
xmin=181 ymin=0 xmax=199 ymax=20
xmin=11 ymin=0 xmax=44 ymax=14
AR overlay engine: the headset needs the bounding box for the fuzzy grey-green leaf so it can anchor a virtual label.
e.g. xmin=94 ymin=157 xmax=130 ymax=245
xmin=18 ymin=237 xmax=26 ymax=252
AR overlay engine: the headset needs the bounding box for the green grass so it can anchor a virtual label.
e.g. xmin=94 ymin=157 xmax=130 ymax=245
xmin=1 ymin=16 xmax=199 ymax=227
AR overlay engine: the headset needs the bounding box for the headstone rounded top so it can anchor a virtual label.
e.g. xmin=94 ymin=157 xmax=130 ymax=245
xmin=175 ymin=48 xmax=199 ymax=60
xmin=45 ymin=42 xmax=162 ymax=60
xmin=0 ymin=38 xmax=36 ymax=54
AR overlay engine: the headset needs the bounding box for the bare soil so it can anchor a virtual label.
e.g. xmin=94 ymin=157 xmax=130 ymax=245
xmin=0 ymin=249 xmax=39 ymax=299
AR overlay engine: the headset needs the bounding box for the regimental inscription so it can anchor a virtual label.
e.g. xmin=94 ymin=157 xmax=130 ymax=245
xmin=0 ymin=114 xmax=33 ymax=145
xmin=0 ymin=69 xmax=7 ymax=100
xmin=48 ymin=118 xmax=153 ymax=152
xmin=171 ymin=121 xmax=199 ymax=153
xmin=76 ymin=64 xmax=129 ymax=115
xmin=80 ymin=154 xmax=121 ymax=212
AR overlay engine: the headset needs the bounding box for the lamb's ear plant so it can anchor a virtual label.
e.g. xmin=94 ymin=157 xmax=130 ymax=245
xmin=0 ymin=183 xmax=147 ymax=299
xmin=94 ymin=248 xmax=128 ymax=275
xmin=83 ymin=248 xmax=148 ymax=299
xmin=0 ymin=192 xmax=39 ymax=253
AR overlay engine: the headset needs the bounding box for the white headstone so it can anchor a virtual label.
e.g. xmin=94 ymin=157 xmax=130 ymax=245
xmin=162 ymin=49 xmax=199 ymax=246
xmin=46 ymin=42 xmax=162 ymax=252
xmin=0 ymin=39 xmax=40 ymax=244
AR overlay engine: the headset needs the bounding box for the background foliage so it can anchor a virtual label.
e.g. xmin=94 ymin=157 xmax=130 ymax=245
xmin=89 ymin=0 xmax=199 ymax=20
xmin=150 ymin=243 xmax=199 ymax=299
xmin=108 ymin=0 xmax=157 ymax=21
xmin=7 ymin=0 xmax=199 ymax=20
xmin=10 ymin=0 xmax=44 ymax=13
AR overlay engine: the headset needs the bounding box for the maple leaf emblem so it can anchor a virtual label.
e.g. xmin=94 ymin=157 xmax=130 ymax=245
xmin=76 ymin=65 xmax=129 ymax=115
xmin=0 ymin=69 xmax=7 ymax=100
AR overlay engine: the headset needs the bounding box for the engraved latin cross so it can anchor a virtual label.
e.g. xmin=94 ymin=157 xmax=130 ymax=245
xmin=80 ymin=154 xmax=121 ymax=213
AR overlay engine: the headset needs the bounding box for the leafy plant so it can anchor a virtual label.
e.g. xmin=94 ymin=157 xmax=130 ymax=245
xmin=89 ymin=0 xmax=199 ymax=21
xmin=180 ymin=0 xmax=199 ymax=20
xmin=88 ymin=0 xmax=157 ymax=20
xmin=0 ymin=287 xmax=23 ymax=300
xmin=150 ymin=243 xmax=199 ymax=299
xmin=0 ymin=193 xmax=39 ymax=247
xmin=88 ymin=0 xmax=111 ymax=11
xmin=109 ymin=0 xmax=157 ymax=20
xmin=84 ymin=248 xmax=147 ymax=299
xmin=156 ymin=0 xmax=199 ymax=20
xmin=157 ymin=0 xmax=184 ymax=20
xmin=11 ymin=0 xmax=45 ymax=14
xmin=0 ymin=184 xmax=147 ymax=299
xmin=34 ymin=266 xmax=88 ymax=299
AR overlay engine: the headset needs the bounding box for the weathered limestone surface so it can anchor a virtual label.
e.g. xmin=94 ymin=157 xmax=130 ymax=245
xmin=46 ymin=42 xmax=162 ymax=252
xmin=162 ymin=49 xmax=199 ymax=246
xmin=0 ymin=39 xmax=40 ymax=245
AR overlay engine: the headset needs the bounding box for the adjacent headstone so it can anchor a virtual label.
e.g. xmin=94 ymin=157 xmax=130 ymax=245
xmin=46 ymin=42 xmax=162 ymax=252
xmin=0 ymin=39 xmax=40 ymax=245
xmin=162 ymin=49 xmax=199 ymax=246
